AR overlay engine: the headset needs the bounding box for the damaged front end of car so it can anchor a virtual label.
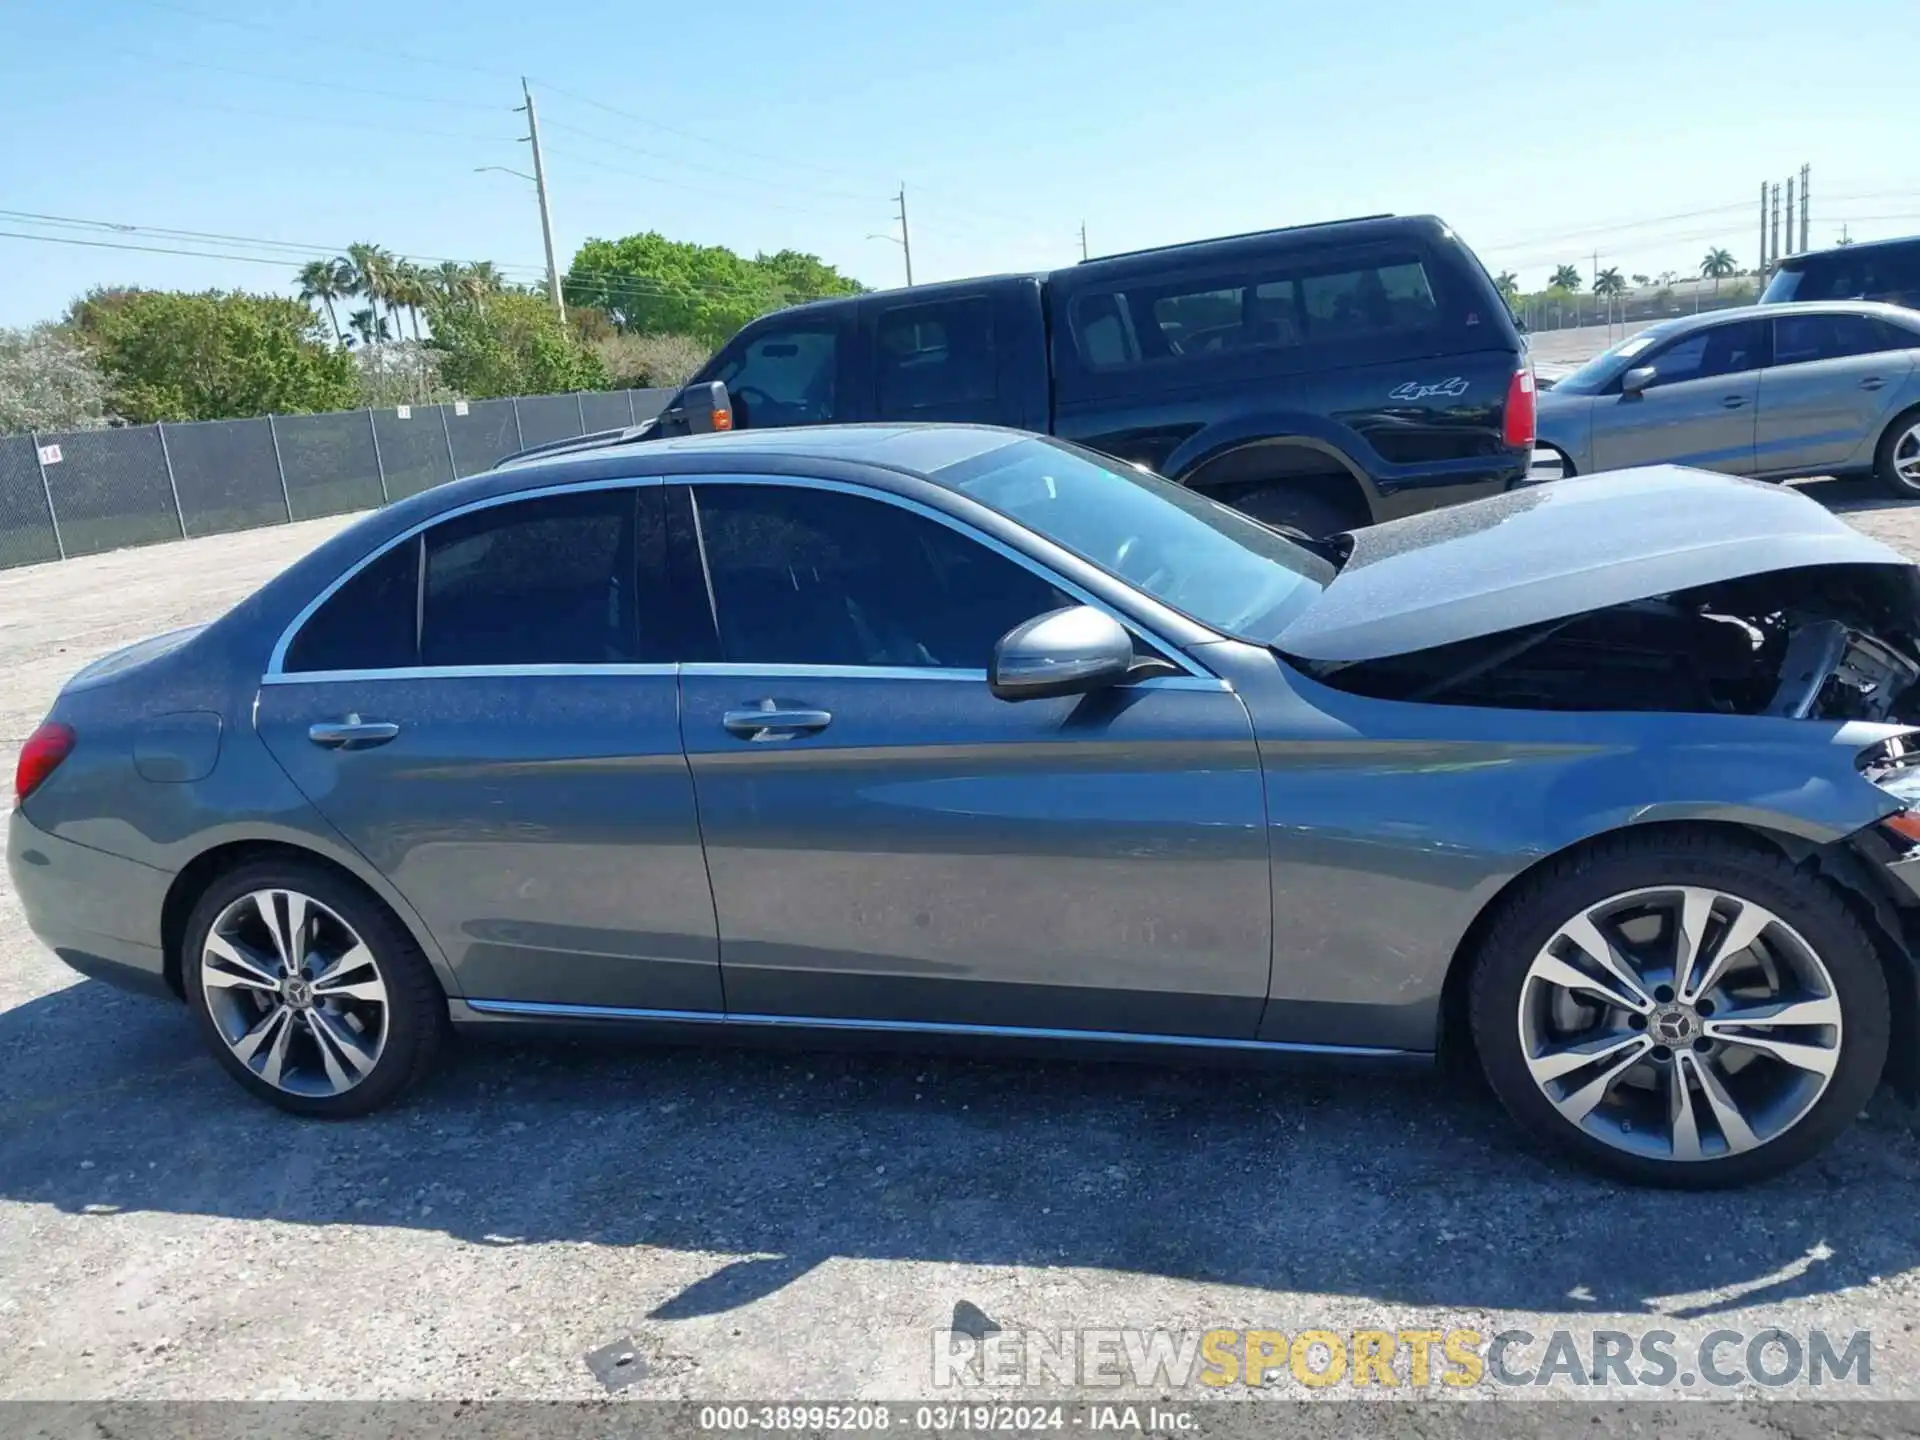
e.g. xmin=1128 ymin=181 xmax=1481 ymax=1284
xmin=1294 ymin=562 xmax=1920 ymax=722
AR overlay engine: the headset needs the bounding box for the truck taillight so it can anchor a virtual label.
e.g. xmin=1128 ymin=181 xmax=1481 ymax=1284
xmin=14 ymin=721 xmax=74 ymax=805
xmin=1503 ymin=365 xmax=1536 ymax=450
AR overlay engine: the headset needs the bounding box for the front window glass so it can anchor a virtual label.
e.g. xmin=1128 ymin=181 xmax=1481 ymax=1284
xmin=1549 ymin=323 xmax=1676 ymax=395
xmin=935 ymin=437 xmax=1333 ymax=643
xmin=712 ymin=327 xmax=837 ymax=427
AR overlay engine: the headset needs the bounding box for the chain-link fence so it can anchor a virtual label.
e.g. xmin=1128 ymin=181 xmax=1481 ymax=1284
xmin=1 ymin=387 xmax=674 ymax=571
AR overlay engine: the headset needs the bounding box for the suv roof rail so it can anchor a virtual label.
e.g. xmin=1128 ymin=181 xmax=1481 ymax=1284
xmin=1083 ymin=214 xmax=1399 ymax=265
xmin=491 ymin=423 xmax=655 ymax=469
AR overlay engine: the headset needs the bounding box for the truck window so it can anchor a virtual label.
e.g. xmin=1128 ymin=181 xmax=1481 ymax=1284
xmin=712 ymin=326 xmax=838 ymax=427
xmin=1067 ymin=253 xmax=1441 ymax=370
xmin=875 ymin=297 xmax=996 ymax=414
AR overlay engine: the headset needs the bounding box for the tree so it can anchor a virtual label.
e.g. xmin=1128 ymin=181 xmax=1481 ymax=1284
xmin=593 ymin=331 xmax=710 ymax=388
xmin=346 ymin=307 xmax=391 ymax=348
xmin=563 ymin=232 xmax=864 ymax=346
xmin=67 ymin=287 xmax=357 ymax=423
xmin=1492 ymin=270 xmax=1519 ymax=302
xmin=1700 ymin=248 xmax=1737 ymax=292
xmin=344 ymin=243 xmax=398 ymax=338
xmin=388 ymin=261 xmax=432 ymax=342
xmin=1549 ymin=264 xmax=1583 ymax=293
xmin=1592 ymin=267 xmax=1625 ymax=299
xmin=297 ymin=257 xmax=351 ymax=346
xmin=1631 ymin=273 xmax=1650 ymax=287
xmin=427 ymin=288 xmax=606 ymax=399
xmin=0 ymin=324 xmax=112 ymax=434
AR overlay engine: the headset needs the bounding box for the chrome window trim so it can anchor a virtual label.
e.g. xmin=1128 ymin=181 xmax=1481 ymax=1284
xmin=268 ymin=469 xmax=1229 ymax=686
xmin=682 ymin=472 xmax=1214 ymax=681
xmin=460 ymin=997 xmax=1414 ymax=1058
xmin=679 ymin=661 xmax=1228 ymax=691
xmin=261 ymin=662 xmax=680 ymax=687
xmin=266 ymin=475 xmax=664 ymax=677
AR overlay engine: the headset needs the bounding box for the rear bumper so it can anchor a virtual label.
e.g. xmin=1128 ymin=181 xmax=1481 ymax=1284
xmin=7 ymin=808 xmax=175 ymax=999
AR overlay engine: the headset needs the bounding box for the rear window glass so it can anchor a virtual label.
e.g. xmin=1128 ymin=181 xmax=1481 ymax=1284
xmin=1068 ymin=253 xmax=1442 ymax=370
xmin=1765 ymin=245 xmax=1920 ymax=306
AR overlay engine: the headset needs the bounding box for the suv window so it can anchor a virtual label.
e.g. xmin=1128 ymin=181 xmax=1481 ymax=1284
xmin=1769 ymin=246 xmax=1920 ymax=307
xmin=1772 ymin=313 xmax=1902 ymax=365
xmin=1068 ymin=252 xmax=1440 ymax=369
xmin=420 ymin=490 xmax=643 ymax=667
xmin=1641 ymin=320 xmax=1765 ymax=388
xmin=692 ymin=483 xmax=1070 ymax=669
xmin=713 ymin=326 xmax=838 ymax=427
xmin=875 ymin=297 xmax=996 ymax=412
xmin=284 ymin=539 xmax=418 ymax=673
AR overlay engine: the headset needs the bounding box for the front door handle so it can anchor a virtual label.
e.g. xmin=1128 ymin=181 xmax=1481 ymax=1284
xmin=308 ymin=715 xmax=401 ymax=750
xmin=1861 ymin=377 xmax=1888 ymax=391
xmin=1722 ymin=395 xmax=1748 ymax=409
xmin=723 ymin=702 xmax=832 ymax=741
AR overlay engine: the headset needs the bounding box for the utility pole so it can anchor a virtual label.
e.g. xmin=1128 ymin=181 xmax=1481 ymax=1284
xmin=1785 ymin=176 xmax=1796 ymax=259
xmin=1079 ymin=221 xmax=1088 ymax=261
xmin=1770 ymin=183 xmax=1781 ymax=286
xmin=519 ymin=77 xmax=565 ymax=324
xmin=1592 ymin=248 xmax=1599 ymax=329
xmin=1800 ymin=162 xmax=1811 ymax=252
xmin=1759 ymin=183 xmax=1769 ymax=281
xmin=894 ymin=184 xmax=914 ymax=286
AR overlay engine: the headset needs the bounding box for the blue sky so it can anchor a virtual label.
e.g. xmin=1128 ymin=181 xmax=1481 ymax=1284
xmin=4 ymin=0 xmax=1918 ymax=328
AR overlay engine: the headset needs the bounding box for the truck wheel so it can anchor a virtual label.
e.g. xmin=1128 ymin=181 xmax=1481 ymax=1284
xmin=1231 ymin=485 xmax=1362 ymax=537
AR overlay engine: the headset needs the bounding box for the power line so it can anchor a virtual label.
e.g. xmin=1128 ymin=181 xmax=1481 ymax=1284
xmin=538 ymin=117 xmax=883 ymax=205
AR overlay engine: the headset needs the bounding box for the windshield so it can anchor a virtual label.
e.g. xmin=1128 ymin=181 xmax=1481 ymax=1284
xmin=933 ymin=437 xmax=1334 ymax=643
xmin=1763 ymin=266 xmax=1805 ymax=302
xmin=1547 ymin=321 xmax=1682 ymax=395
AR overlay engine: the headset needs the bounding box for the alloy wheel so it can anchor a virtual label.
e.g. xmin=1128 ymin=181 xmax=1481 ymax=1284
xmin=1516 ymin=885 xmax=1842 ymax=1163
xmin=199 ymin=889 xmax=390 ymax=1097
xmin=1894 ymin=422 xmax=1920 ymax=491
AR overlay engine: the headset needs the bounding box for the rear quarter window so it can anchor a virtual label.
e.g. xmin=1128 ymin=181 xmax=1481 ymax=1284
xmin=1059 ymin=248 xmax=1454 ymax=384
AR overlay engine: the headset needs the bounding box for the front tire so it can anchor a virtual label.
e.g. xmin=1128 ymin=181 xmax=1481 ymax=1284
xmin=1468 ymin=832 xmax=1886 ymax=1187
xmin=183 ymin=860 xmax=445 ymax=1116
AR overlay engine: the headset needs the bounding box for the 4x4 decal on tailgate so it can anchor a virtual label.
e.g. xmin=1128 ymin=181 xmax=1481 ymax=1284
xmin=1388 ymin=377 xmax=1469 ymax=401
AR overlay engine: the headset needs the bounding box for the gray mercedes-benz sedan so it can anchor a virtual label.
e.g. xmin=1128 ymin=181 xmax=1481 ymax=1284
xmin=1535 ymin=301 xmax=1920 ymax=494
xmin=16 ymin=425 xmax=1920 ymax=1187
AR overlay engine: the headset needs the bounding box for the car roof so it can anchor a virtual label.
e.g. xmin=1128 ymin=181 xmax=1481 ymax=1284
xmin=1641 ymin=299 xmax=1919 ymax=335
xmin=1778 ymin=233 xmax=1920 ymax=265
xmin=495 ymin=421 xmax=1025 ymax=483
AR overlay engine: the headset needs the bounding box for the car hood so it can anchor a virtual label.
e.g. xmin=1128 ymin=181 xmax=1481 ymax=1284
xmin=1274 ymin=466 xmax=1910 ymax=663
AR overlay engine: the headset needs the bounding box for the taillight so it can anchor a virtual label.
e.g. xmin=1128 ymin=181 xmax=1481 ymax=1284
xmin=1503 ymin=364 xmax=1536 ymax=450
xmin=14 ymin=721 xmax=74 ymax=805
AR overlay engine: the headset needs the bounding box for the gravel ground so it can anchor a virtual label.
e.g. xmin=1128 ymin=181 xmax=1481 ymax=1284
xmin=9 ymin=490 xmax=1920 ymax=1419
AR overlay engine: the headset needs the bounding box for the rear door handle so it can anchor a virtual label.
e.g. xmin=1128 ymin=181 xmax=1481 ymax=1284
xmin=308 ymin=716 xmax=401 ymax=750
xmin=723 ymin=703 xmax=832 ymax=741
xmin=1722 ymin=395 xmax=1748 ymax=409
xmin=1861 ymin=377 xmax=1888 ymax=391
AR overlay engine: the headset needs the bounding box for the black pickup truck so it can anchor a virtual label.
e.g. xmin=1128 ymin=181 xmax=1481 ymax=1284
xmin=562 ymin=215 xmax=1536 ymax=534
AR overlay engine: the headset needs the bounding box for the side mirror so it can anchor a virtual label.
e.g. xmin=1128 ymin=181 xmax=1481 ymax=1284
xmin=683 ymin=380 xmax=734 ymax=433
xmin=1621 ymin=365 xmax=1656 ymax=395
xmin=989 ymin=606 xmax=1135 ymax=702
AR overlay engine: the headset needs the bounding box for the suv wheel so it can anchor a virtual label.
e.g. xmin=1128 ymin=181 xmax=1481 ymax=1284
xmin=1469 ymin=832 xmax=1886 ymax=1187
xmin=1231 ymin=484 xmax=1361 ymax=537
xmin=183 ymin=860 xmax=445 ymax=1117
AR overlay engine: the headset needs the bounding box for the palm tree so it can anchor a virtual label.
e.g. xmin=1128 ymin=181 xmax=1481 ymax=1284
xmin=1493 ymin=270 xmax=1519 ymax=302
xmin=1700 ymin=248 xmax=1737 ymax=293
xmin=466 ymin=260 xmax=505 ymax=294
xmin=433 ymin=260 xmax=467 ymax=298
xmin=346 ymin=306 xmax=391 ymax=348
xmin=1593 ymin=267 xmax=1625 ymax=299
xmin=344 ymin=243 xmax=398 ymax=339
xmin=389 ymin=261 xmax=429 ymax=342
xmin=296 ymin=257 xmax=350 ymax=346
xmin=1549 ymin=264 xmax=1582 ymax=293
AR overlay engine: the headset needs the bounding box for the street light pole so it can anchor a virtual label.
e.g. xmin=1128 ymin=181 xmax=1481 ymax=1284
xmin=518 ymin=77 xmax=565 ymax=324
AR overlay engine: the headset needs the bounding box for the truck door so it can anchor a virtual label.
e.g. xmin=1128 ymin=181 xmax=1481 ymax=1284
xmin=861 ymin=288 xmax=1024 ymax=427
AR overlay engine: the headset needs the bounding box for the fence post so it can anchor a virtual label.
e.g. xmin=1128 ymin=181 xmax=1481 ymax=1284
xmin=265 ymin=414 xmax=294 ymax=523
xmin=365 ymin=409 xmax=390 ymax=503
xmin=510 ymin=397 xmax=525 ymax=451
xmin=155 ymin=422 xmax=188 ymax=538
xmin=624 ymin=390 xmax=636 ymax=425
xmin=29 ymin=432 xmax=67 ymax=561
xmin=575 ymin=391 xmax=586 ymax=434
xmin=438 ymin=403 xmax=459 ymax=479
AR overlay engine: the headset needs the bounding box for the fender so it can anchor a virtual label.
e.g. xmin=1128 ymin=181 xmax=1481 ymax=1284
xmin=1161 ymin=411 xmax=1381 ymax=505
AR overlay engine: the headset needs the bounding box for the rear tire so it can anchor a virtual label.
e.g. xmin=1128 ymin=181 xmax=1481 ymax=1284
xmin=1230 ymin=484 xmax=1363 ymax=537
xmin=1468 ymin=831 xmax=1886 ymax=1188
xmin=1874 ymin=407 xmax=1920 ymax=497
xmin=183 ymin=859 xmax=445 ymax=1117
